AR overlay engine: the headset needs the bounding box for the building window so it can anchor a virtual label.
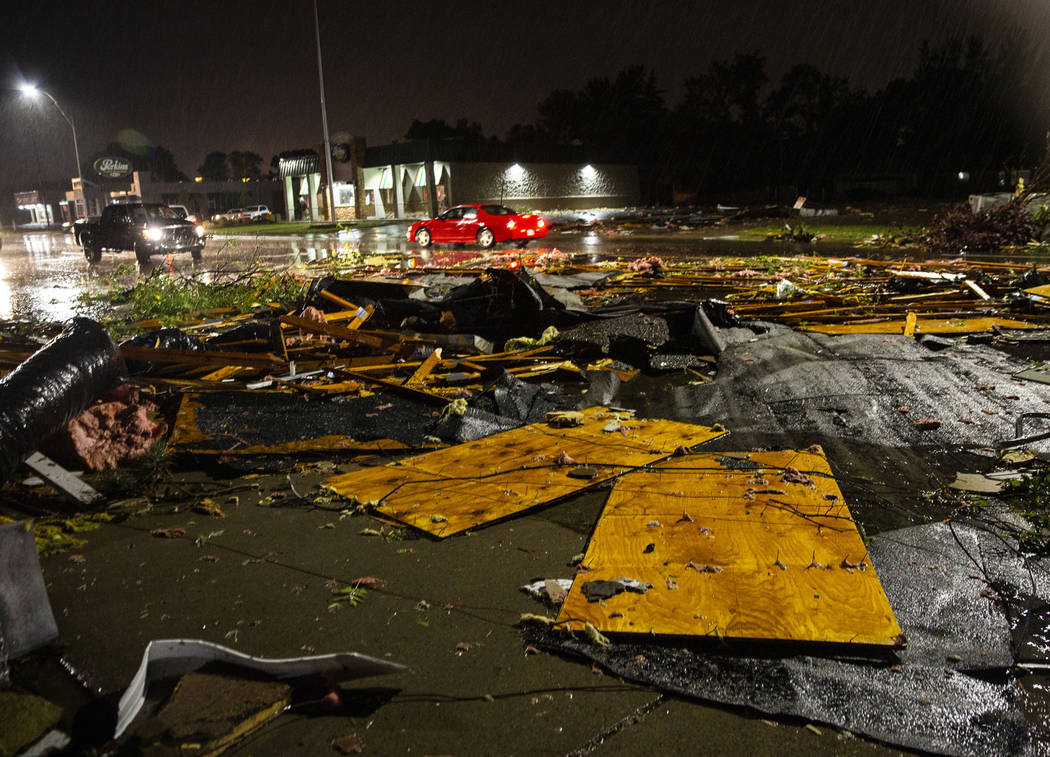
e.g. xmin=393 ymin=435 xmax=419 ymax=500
xmin=335 ymin=182 xmax=355 ymax=206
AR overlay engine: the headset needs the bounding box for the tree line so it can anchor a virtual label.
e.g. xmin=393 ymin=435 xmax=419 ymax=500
xmin=410 ymin=36 xmax=1045 ymax=204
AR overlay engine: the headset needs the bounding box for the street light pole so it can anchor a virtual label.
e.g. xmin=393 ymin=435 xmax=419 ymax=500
xmin=313 ymin=0 xmax=337 ymax=223
xmin=19 ymin=84 xmax=84 ymax=219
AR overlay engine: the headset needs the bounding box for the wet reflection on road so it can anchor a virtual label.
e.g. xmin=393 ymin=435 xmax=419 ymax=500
xmin=0 ymin=223 xmax=1043 ymax=324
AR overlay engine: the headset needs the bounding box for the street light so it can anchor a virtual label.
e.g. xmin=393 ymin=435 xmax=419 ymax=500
xmin=19 ymin=83 xmax=84 ymax=219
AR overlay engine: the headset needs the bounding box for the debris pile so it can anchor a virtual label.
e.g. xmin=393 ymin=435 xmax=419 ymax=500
xmin=3 ymin=247 xmax=1050 ymax=755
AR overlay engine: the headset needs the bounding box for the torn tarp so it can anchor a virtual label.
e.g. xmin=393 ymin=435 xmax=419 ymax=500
xmin=676 ymin=327 xmax=1050 ymax=527
xmin=431 ymin=370 xmax=573 ymax=443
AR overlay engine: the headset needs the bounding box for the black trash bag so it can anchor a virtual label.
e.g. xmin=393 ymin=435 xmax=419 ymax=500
xmin=434 ymin=371 xmax=573 ymax=442
xmin=477 ymin=371 xmax=565 ymax=423
xmin=1005 ymin=292 xmax=1039 ymax=313
xmin=1010 ymin=266 xmax=1049 ymax=290
xmin=700 ymin=300 xmax=741 ymax=329
xmin=302 ymin=276 xmax=412 ymax=313
xmin=0 ymin=318 xmax=126 ymax=482
xmin=887 ymin=275 xmax=929 ymax=294
xmin=120 ymin=328 xmax=206 ymax=375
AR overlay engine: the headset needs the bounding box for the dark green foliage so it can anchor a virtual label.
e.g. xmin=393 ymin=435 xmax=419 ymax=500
xmin=198 ymin=151 xmax=229 ymax=181
xmin=498 ymin=36 xmax=1038 ymax=203
xmin=1004 ymin=471 xmax=1050 ymax=553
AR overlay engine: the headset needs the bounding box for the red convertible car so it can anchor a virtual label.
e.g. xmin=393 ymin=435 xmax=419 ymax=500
xmin=407 ymin=204 xmax=547 ymax=248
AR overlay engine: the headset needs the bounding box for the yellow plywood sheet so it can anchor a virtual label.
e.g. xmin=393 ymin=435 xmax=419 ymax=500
xmin=324 ymin=408 xmax=728 ymax=537
xmin=800 ymin=317 xmax=1040 ymax=335
xmin=1023 ymin=284 xmax=1050 ymax=299
xmin=556 ymin=450 xmax=902 ymax=647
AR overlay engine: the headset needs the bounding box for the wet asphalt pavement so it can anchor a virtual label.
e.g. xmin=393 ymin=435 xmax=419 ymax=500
xmin=5 ymin=222 xmax=1050 ymax=754
xmin=0 ymin=223 xmax=827 ymax=323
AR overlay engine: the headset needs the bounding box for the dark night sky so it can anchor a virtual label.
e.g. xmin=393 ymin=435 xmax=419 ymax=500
xmin=2 ymin=0 xmax=1048 ymax=193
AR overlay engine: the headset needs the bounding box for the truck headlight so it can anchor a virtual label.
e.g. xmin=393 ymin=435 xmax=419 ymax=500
xmin=195 ymin=225 xmax=205 ymax=237
xmin=143 ymin=227 xmax=163 ymax=241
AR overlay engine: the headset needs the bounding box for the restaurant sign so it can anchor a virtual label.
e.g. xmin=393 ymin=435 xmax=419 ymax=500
xmin=94 ymin=156 xmax=133 ymax=178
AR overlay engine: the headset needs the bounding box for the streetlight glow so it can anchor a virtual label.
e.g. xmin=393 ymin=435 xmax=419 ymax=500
xmin=18 ymin=82 xmax=84 ymax=219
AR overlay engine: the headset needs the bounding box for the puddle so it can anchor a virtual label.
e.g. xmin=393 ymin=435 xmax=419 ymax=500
xmin=1020 ymin=673 xmax=1050 ymax=744
xmin=1015 ymin=601 xmax=1050 ymax=665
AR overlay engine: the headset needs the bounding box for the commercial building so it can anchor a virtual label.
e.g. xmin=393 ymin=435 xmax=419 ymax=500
xmin=361 ymin=139 xmax=638 ymax=219
xmin=15 ymin=137 xmax=639 ymax=228
xmin=279 ymin=136 xmax=640 ymax=223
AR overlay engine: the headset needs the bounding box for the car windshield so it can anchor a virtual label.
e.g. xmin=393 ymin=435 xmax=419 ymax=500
xmin=480 ymin=205 xmax=517 ymax=215
xmin=144 ymin=206 xmax=179 ymax=221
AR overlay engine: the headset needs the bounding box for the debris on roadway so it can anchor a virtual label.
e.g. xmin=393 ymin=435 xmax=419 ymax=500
xmin=2 ymin=246 xmax=1050 ymax=755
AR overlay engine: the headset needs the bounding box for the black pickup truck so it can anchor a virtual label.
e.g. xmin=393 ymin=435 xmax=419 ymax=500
xmin=78 ymin=203 xmax=205 ymax=263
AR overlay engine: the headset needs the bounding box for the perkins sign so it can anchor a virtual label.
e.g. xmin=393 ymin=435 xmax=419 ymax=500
xmin=94 ymin=156 xmax=132 ymax=178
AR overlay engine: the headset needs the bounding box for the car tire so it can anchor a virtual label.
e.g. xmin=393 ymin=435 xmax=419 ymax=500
xmin=83 ymin=234 xmax=102 ymax=263
xmin=477 ymin=227 xmax=495 ymax=249
xmin=191 ymin=246 xmax=203 ymax=262
xmin=135 ymin=242 xmax=151 ymax=264
xmin=416 ymin=228 xmax=432 ymax=247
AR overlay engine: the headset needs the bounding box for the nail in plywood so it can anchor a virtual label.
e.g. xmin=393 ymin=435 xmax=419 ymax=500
xmin=324 ymin=408 xmax=728 ymax=537
xmin=555 ymin=449 xmax=902 ymax=647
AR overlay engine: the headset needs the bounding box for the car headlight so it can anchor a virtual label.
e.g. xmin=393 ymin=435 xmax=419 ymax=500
xmin=195 ymin=225 xmax=205 ymax=237
xmin=537 ymin=219 xmax=546 ymax=228
xmin=143 ymin=227 xmax=163 ymax=241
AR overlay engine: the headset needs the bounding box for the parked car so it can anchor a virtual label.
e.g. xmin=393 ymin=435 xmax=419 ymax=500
xmin=79 ymin=202 xmax=205 ymax=263
xmin=168 ymin=204 xmax=199 ymax=224
xmin=212 ymin=208 xmax=244 ymax=223
xmin=241 ymin=205 xmax=271 ymax=221
xmin=407 ymin=204 xmax=547 ymax=249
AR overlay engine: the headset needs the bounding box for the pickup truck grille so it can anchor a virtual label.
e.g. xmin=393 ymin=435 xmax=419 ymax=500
xmin=166 ymin=227 xmax=198 ymax=247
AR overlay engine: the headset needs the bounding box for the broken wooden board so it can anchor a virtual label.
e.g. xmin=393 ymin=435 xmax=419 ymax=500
xmin=22 ymin=452 xmax=103 ymax=507
xmin=324 ymin=408 xmax=728 ymax=537
xmin=799 ymin=317 xmax=1042 ymax=335
xmin=120 ymin=345 xmax=286 ymax=370
xmin=556 ymin=449 xmax=902 ymax=647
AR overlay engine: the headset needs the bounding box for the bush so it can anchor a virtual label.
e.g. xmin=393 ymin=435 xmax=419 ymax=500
xmin=920 ymin=201 xmax=1035 ymax=253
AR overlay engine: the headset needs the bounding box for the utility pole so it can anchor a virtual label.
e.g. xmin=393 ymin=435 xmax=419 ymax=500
xmin=313 ymin=0 xmax=337 ymax=223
